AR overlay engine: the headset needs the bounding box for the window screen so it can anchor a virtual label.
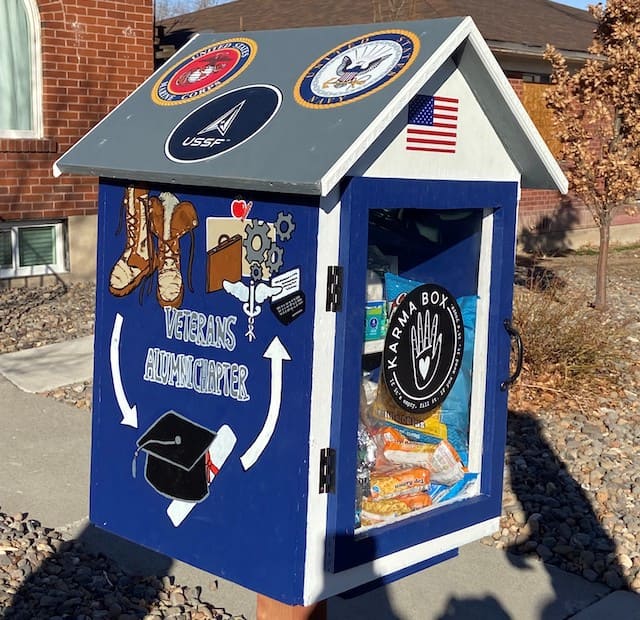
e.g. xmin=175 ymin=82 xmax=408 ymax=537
xmin=0 ymin=230 xmax=12 ymax=268
xmin=18 ymin=225 xmax=55 ymax=267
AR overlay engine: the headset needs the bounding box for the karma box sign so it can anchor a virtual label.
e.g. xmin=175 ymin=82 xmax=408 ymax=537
xmin=382 ymin=283 xmax=463 ymax=415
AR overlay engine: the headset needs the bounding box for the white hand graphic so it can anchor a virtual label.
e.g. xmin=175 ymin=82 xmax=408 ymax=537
xmin=410 ymin=309 xmax=442 ymax=391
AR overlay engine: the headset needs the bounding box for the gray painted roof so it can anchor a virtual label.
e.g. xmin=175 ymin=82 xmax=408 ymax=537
xmin=55 ymin=18 xmax=567 ymax=195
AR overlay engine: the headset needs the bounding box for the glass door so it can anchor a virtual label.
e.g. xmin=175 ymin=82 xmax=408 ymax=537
xmin=356 ymin=206 xmax=483 ymax=531
xmin=328 ymin=178 xmax=518 ymax=573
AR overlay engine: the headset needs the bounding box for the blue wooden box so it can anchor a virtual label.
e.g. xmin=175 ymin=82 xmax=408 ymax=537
xmin=55 ymin=17 xmax=566 ymax=605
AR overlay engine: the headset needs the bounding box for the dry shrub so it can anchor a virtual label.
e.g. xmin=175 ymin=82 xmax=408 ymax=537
xmin=512 ymin=277 xmax=627 ymax=390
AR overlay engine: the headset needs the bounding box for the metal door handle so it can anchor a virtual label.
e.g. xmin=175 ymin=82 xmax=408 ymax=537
xmin=501 ymin=319 xmax=523 ymax=391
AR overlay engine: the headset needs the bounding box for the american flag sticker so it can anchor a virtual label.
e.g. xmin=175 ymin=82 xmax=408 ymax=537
xmin=406 ymin=95 xmax=459 ymax=153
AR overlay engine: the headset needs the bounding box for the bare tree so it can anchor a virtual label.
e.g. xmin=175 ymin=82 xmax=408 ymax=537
xmin=371 ymin=0 xmax=417 ymax=22
xmin=544 ymin=0 xmax=640 ymax=310
xmin=155 ymin=0 xmax=220 ymax=20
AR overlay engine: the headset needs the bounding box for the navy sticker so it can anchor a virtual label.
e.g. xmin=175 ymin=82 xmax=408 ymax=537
xmin=382 ymin=283 xmax=463 ymax=415
xmin=165 ymin=85 xmax=282 ymax=163
xmin=294 ymin=30 xmax=420 ymax=109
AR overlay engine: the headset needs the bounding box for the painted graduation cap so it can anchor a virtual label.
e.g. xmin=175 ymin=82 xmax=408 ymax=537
xmin=133 ymin=411 xmax=215 ymax=502
xmin=54 ymin=17 xmax=568 ymax=196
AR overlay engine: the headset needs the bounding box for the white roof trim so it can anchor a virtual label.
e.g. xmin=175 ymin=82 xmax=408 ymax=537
xmin=320 ymin=19 xmax=472 ymax=196
xmin=320 ymin=17 xmax=568 ymax=196
xmin=466 ymin=23 xmax=568 ymax=194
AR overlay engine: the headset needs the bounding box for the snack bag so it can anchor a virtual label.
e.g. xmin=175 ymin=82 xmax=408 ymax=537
xmin=369 ymin=466 xmax=430 ymax=500
xmin=371 ymin=376 xmax=448 ymax=444
xmin=382 ymin=439 xmax=465 ymax=486
xmin=355 ymin=422 xmax=378 ymax=528
xmin=374 ymin=426 xmax=406 ymax=444
xmin=370 ymin=426 xmax=407 ymax=468
xmin=357 ymin=423 xmax=377 ymax=472
xmin=361 ymin=493 xmax=432 ymax=526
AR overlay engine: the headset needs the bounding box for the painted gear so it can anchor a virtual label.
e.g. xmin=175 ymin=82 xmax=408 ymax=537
xmin=249 ymin=261 xmax=263 ymax=282
xmin=244 ymin=220 xmax=272 ymax=264
xmin=266 ymin=244 xmax=285 ymax=275
xmin=275 ymin=211 xmax=295 ymax=242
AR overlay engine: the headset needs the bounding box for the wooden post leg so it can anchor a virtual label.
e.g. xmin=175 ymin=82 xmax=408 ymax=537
xmin=256 ymin=594 xmax=327 ymax=620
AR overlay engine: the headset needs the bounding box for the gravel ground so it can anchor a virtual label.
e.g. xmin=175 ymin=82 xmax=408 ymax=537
xmin=0 ymin=248 xmax=639 ymax=618
xmin=497 ymin=249 xmax=640 ymax=593
xmin=0 ymin=281 xmax=95 ymax=354
xmin=0 ymin=511 xmax=240 ymax=620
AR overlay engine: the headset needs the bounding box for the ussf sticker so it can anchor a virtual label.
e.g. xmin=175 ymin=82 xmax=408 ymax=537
xmin=165 ymin=85 xmax=282 ymax=162
xmin=294 ymin=30 xmax=419 ymax=109
xmin=152 ymin=38 xmax=257 ymax=105
xmin=383 ymin=284 xmax=463 ymax=415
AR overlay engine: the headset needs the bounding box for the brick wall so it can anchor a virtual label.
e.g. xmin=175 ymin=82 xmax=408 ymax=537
xmin=3 ymin=15 xmax=636 ymax=246
xmin=509 ymin=77 xmax=584 ymax=235
xmin=0 ymin=0 xmax=154 ymax=222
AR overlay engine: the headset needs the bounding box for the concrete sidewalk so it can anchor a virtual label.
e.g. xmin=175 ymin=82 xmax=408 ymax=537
xmin=1 ymin=341 xmax=639 ymax=619
xmin=0 ymin=336 xmax=94 ymax=393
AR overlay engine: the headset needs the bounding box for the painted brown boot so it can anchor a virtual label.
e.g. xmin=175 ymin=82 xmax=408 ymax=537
xmin=148 ymin=192 xmax=198 ymax=308
xmin=109 ymin=187 xmax=152 ymax=297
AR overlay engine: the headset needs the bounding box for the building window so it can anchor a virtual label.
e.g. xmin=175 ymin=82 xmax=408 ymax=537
xmin=0 ymin=0 xmax=43 ymax=138
xmin=522 ymin=73 xmax=550 ymax=84
xmin=505 ymin=71 xmax=550 ymax=85
xmin=0 ymin=222 xmax=68 ymax=278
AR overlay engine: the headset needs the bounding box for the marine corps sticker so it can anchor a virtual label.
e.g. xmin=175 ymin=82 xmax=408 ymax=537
xmin=294 ymin=30 xmax=419 ymax=109
xmin=382 ymin=283 xmax=463 ymax=415
xmin=152 ymin=38 xmax=257 ymax=105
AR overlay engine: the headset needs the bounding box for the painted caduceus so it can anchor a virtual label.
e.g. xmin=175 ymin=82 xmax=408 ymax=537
xmin=223 ymin=279 xmax=282 ymax=341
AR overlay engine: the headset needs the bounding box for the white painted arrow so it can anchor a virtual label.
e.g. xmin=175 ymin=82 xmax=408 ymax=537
xmin=240 ymin=336 xmax=291 ymax=470
xmin=110 ymin=313 xmax=138 ymax=428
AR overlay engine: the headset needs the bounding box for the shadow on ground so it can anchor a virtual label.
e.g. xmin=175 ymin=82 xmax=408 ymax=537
xmin=1 ymin=525 xmax=198 ymax=619
xmin=505 ymin=410 xmax=628 ymax=613
xmin=434 ymin=408 xmax=625 ymax=619
xmin=514 ymin=254 xmax=566 ymax=291
xmin=2 ymin=413 xmax=625 ymax=619
xmin=519 ymin=198 xmax=580 ymax=258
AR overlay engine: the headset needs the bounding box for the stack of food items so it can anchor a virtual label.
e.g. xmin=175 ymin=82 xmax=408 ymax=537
xmin=355 ymin=373 xmax=477 ymax=529
xmin=354 ymin=257 xmax=481 ymax=529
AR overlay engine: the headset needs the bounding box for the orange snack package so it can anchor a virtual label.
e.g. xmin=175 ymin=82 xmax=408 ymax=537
xmin=369 ymin=467 xmax=430 ymax=500
xmin=383 ymin=439 xmax=465 ymax=486
xmin=361 ymin=493 xmax=433 ymax=526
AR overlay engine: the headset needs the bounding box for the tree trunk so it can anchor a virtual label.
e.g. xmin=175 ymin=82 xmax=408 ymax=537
xmin=594 ymin=220 xmax=610 ymax=310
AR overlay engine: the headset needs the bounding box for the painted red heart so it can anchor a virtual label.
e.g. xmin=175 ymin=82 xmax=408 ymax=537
xmin=231 ymin=199 xmax=252 ymax=219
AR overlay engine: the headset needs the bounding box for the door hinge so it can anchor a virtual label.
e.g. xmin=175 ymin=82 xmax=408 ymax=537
xmin=319 ymin=448 xmax=336 ymax=494
xmin=326 ymin=266 xmax=343 ymax=312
